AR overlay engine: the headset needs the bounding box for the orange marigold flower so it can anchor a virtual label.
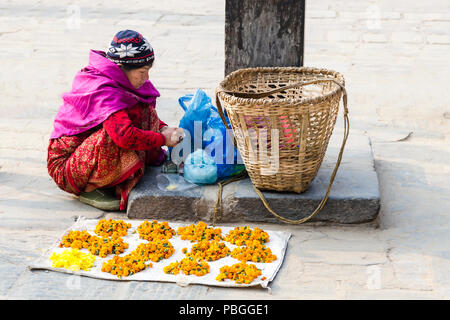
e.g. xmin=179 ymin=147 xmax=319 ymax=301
xmin=88 ymin=236 xmax=128 ymax=258
xmin=163 ymin=256 xmax=210 ymax=276
xmin=60 ymin=228 xmax=129 ymax=259
xmin=101 ymin=254 xmax=151 ymax=278
xmin=216 ymin=262 xmax=262 ymax=284
xmin=94 ymin=219 xmax=131 ymax=238
xmin=176 ymin=221 xmax=224 ymax=242
xmin=225 ymin=226 xmax=270 ymax=246
xmin=136 ymin=220 xmax=176 ymax=242
xmin=131 ymin=240 xmax=175 ymax=263
xmin=60 ymin=230 xmax=92 ymax=249
xmin=185 ymin=240 xmax=230 ymax=262
xmin=230 ymin=240 xmax=277 ymax=263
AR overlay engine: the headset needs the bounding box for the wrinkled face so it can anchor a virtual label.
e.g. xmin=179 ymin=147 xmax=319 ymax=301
xmin=121 ymin=65 xmax=152 ymax=89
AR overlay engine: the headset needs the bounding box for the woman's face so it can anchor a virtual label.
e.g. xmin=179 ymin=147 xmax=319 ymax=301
xmin=121 ymin=65 xmax=152 ymax=89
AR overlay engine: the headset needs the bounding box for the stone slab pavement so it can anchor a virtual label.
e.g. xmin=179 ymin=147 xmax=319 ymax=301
xmin=0 ymin=0 xmax=449 ymax=299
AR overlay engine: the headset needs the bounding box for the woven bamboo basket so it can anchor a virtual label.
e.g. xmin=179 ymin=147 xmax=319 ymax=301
xmin=215 ymin=67 xmax=349 ymax=224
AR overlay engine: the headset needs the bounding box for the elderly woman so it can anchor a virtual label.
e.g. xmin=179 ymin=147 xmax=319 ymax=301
xmin=47 ymin=30 xmax=182 ymax=211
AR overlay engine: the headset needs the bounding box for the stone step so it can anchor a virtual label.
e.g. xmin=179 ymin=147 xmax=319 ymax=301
xmin=127 ymin=128 xmax=380 ymax=224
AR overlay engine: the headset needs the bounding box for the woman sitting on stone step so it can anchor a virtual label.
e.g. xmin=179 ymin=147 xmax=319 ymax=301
xmin=47 ymin=30 xmax=183 ymax=211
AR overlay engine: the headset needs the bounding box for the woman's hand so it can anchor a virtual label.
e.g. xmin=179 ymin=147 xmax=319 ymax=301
xmin=161 ymin=127 xmax=184 ymax=147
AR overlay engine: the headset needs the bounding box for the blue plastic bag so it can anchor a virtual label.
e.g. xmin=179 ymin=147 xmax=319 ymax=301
xmin=178 ymin=89 xmax=245 ymax=182
xmin=183 ymin=149 xmax=218 ymax=185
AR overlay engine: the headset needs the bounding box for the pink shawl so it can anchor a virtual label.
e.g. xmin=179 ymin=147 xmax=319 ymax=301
xmin=50 ymin=50 xmax=160 ymax=139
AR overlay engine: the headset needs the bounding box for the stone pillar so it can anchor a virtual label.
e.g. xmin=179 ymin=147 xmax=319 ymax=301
xmin=225 ymin=0 xmax=305 ymax=76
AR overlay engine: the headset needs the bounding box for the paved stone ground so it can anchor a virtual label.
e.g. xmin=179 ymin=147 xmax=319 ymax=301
xmin=0 ymin=0 xmax=449 ymax=299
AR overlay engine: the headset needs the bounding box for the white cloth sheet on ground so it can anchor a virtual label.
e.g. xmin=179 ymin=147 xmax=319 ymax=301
xmin=29 ymin=216 xmax=291 ymax=289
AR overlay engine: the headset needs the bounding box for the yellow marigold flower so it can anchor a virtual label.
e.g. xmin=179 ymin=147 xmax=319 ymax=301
xmin=50 ymin=248 xmax=95 ymax=271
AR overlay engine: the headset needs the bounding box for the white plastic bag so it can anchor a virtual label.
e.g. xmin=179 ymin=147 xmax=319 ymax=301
xmin=156 ymin=174 xmax=198 ymax=192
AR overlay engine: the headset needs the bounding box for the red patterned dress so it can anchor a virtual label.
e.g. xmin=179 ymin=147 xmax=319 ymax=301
xmin=47 ymin=102 xmax=167 ymax=210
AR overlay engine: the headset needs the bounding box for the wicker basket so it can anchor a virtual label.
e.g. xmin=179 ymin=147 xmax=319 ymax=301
xmin=215 ymin=67 xmax=349 ymax=224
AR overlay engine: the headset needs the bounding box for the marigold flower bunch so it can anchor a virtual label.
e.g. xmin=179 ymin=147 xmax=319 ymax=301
xmin=59 ymin=229 xmax=129 ymax=258
xmin=186 ymin=240 xmax=230 ymax=262
xmin=132 ymin=240 xmax=175 ymax=262
xmin=94 ymin=219 xmax=131 ymax=237
xmin=163 ymin=256 xmax=210 ymax=276
xmin=136 ymin=220 xmax=176 ymax=241
xmin=101 ymin=254 xmax=149 ymax=278
xmin=101 ymin=238 xmax=176 ymax=278
xmin=216 ymin=262 xmax=262 ymax=284
xmin=50 ymin=248 xmax=95 ymax=271
xmin=88 ymin=236 xmax=129 ymax=258
xmin=59 ymin=230 xmax=92 ymax=249
xmin=230 ymin=240 xmax=277 ymax=263
xmin=177 ymin=221 xmax=224 ymax=242
xmin=225 ymin=226 xmax=270 ymax=246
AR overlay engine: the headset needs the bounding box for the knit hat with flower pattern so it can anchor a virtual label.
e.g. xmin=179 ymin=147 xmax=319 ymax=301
xmin=106 ymin=30 xmax=154 ymax=67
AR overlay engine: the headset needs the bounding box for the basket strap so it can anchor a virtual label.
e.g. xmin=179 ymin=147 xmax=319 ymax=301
xmin=215 ymin=78 xmax=349 ymax=224
xmin=212 ymin=171 xmax=249 ymax=227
